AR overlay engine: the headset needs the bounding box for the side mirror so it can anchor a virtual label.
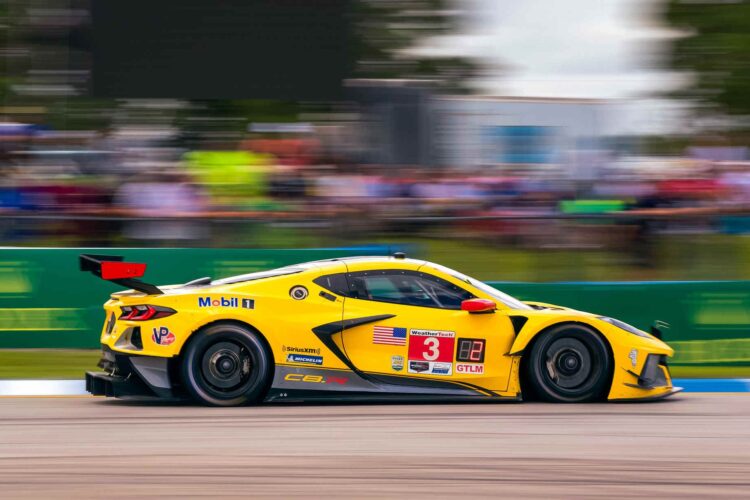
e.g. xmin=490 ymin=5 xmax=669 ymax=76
xmin=461 ymin=298 xmax=496 ymax=314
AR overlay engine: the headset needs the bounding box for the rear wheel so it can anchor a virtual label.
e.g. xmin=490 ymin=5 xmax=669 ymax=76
xmin=524 ymin=324 xmax=611 ymax=403
xmin=180 ymin=323 xmax=272 ymax=406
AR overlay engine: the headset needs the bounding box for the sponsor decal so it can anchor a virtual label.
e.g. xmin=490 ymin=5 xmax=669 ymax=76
xmin=286 ymin=354 xmax=324 ymax=365
xmin=391 ymin=355 xmax=404 ymax=372
xmin=151 ymin=326 xmax=175 ymax=346
xmin=456 ymin=363 xmax=484 ymax=375
xmin=629 ymin=348 xmax=638 ymax=367
xmin=456 ymin=338 xmax=486 ymax=363
xmin=408 ymin=329 xmax=455 ymax=362
xmin=198 ymin=296 xmax=241 ymax=308
xmin=373 ymin=325 xmax=407 ymax=346
xmin=409 ymin=361 xmax=430 ymax=373
xmin=283 ymin=345 xmax=321 ymax=355
xmin=241 ymin=298 xmax=255 ymax=309
xmin=431 ymin=362 xmax=452 ymax=375
xmin=407 ymin=360 xmax=452 ymax=375
xmin=283 ymin=373 xmax=347 ymax=385
xmin=290 ymin=286 xmax=308 ymax=300
xmin=407 ymin=329 xmax=455 ymax=375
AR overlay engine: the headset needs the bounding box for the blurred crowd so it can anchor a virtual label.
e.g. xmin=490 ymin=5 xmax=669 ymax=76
xmin=2 ymin=119 xmax=750 ymax=251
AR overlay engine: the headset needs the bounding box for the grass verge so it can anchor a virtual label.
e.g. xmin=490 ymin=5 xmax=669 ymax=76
xmin=0 ymin=349 xmax=100 ymax=379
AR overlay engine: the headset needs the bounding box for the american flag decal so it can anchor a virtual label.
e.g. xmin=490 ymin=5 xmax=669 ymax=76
xmin=373 ymin=325 xmax=407 ymax=346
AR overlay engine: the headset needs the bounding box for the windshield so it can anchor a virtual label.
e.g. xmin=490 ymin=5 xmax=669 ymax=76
xmin=211 ymin=267 xmax=302 ymax=285
xmin=423 ymin=264 xmax=532 ymax=310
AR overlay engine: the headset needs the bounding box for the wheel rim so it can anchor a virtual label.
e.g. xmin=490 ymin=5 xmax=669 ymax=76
xmin=199 ymin=340 xmax=255 ymax=397
xmin=543 ymin=338 xmax=593 ymax=390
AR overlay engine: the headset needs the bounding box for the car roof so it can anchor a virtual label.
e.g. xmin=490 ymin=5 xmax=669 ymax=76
xmin=210 ymin=256 xmax=429 ymax=286
xmin=302 ymin=255 xmax=427 ymax=272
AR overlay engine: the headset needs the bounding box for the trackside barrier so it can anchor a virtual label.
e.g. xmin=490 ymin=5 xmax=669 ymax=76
xmin=490 ymin=281 xmax=750 ymax=369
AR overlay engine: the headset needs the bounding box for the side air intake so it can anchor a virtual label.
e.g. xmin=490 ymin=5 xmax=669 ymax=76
xmin=509 ymin=316 xmax=528 ymax=336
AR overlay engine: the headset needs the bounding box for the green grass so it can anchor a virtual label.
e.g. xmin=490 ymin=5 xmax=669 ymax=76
xmin=0 ymin=349 xmax=100 ymax=379
xmin=0 ymin=349 xmax=746 ymax=380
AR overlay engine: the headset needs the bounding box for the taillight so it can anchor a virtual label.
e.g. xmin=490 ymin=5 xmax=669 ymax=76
xmin=120 ymin=305 xmax=176 ymax=321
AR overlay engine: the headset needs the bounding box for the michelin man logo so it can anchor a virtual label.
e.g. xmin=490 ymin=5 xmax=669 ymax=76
xmin=628 ymin=348 xmax=638 ymax=367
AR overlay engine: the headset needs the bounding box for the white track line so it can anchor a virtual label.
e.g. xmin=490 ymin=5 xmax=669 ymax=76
xmin=0 ymin=380 xmax=86 ymax=396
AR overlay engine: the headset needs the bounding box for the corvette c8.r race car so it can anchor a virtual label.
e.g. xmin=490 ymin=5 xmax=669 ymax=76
xmin=82 ymin=253 xmax=680 ymax=406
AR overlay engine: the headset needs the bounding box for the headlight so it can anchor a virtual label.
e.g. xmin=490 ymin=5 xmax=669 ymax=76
xmin=597 ymin=316 xmax=652 ymax=338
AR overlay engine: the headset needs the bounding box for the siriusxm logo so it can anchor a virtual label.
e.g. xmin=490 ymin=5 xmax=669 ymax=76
xmin=198 ymin=297 xmax=254 ymax=309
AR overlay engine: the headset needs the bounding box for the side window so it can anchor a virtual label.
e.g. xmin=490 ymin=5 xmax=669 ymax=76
xmin=416 ymin=274 xmax=474 ymax=309
xmin=313 ymin=273 xmax=349 ymax=296
xmin=360 ymin=276 xmax=405 ymax=302
xmin=347 ymin=270 xmax=474 ymax=309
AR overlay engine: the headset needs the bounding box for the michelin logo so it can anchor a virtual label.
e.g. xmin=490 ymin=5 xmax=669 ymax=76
xmin=286 ymin=354 xmax=324 ymax=365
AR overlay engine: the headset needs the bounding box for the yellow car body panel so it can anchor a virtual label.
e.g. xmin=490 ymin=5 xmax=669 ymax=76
xmin=89 ymin=255 xmax=679 ymax=403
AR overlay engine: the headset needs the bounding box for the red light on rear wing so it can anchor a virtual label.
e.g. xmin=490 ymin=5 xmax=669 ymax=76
xmin=100 ymin=261 xmax=147 ymax=280
xmin=79 ymin=254 xmax=163 ymax=295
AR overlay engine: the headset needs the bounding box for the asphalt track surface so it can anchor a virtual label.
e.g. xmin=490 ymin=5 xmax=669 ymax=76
xmin=0 ymin=395 xmax=748 ymax=498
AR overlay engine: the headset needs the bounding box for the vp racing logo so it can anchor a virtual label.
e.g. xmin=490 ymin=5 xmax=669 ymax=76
xmin=152 ymin=326 xmax=175 ymax=346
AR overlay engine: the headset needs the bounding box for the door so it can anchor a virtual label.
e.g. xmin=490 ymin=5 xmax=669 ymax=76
xmin=340 ymin=269 xmax=517 ymax=393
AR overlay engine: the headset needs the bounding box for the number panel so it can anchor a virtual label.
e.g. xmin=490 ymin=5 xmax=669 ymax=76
xmin=457 ymin=338 xmax=486 ymax=363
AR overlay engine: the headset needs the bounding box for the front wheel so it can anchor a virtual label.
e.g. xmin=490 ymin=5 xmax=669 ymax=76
xmin=524 ymin=325 xmax=612 ymax=403
xmin=180 ymin=323 xmax=272 ymax=406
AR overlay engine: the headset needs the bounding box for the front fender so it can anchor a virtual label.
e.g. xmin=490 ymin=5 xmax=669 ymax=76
xmin=506 ymin=312 xmax=677 ymax=401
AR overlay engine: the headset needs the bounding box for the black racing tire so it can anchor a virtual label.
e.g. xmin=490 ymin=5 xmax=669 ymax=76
xmin=524 ymin=324 xmax=612 ymax=403
xmin=180 ymin=323 xmax=272 ymax=407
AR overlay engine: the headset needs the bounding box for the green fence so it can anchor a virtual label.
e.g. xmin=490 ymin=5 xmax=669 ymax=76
xmin=0 ymin=248 xmax=748 ymax=369
xmin=492 ymin=281 xmax=750 ymax=368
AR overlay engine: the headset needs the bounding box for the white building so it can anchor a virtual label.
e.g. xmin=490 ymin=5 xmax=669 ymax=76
xmin=431 ymin=96 xmax=610 ymax=179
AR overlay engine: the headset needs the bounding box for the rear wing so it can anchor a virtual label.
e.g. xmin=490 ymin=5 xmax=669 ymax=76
xmin=79 ymin=254 xmax=163 ymax=295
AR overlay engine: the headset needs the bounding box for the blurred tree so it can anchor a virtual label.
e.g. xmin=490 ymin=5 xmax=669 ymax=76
xmin=353 ymin=0 xmax=480 ymax=93
xmin=666 ymin=0 xmax=750 ymax=116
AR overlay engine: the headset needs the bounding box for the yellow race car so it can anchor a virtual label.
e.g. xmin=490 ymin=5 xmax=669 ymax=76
xmin=82 ymin=253 xmax=680 ymax=406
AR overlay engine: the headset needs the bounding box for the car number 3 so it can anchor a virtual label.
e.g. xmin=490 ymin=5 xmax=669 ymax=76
xmin=423 ymin=337 xmax=440 ymax=361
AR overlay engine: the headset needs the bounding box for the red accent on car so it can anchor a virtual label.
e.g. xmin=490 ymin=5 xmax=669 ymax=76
xmin=100 ymin=261 xmax=147 ymax=280
xmin=131 ymin=306 xmax=156 ymax=321
xmin=461 ymin=298 xmax=497 ymax=313
xmin=121 ymin=307 xmax=138 ymax=320
xmin=120 ymin=305 xmax=176 ymax=321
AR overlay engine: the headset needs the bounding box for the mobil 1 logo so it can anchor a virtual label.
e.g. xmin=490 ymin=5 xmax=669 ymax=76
xmin=198 ymin=297 xmax=255 ymax=309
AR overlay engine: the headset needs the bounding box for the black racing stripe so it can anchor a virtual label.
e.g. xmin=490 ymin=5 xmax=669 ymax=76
xmin=311 ymin=314 xmax=395 ymax=374
xmin=312 ymin=314 xmax=395 ymax=336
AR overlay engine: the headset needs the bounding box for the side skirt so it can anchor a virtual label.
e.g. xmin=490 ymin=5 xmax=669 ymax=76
xmin=265 ymin=365 xmax=518 ymax=403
